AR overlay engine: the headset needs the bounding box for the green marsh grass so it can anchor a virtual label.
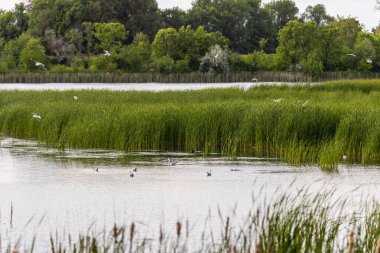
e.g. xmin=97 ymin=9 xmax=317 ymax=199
xmin=2 ymin=80 xmax=380 ymax=168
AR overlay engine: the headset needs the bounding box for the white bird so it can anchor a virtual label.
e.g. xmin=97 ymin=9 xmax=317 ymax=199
xmin=302 ymin=100 xmax=309 ymax=107
xmin=215 ymin=54 xmax=219 ymax=58
xmin=272 ymin=98 xmax=283 ymax=103
xmin=167 ymin=158 xmax=178 ymax=166
xmin=251 ymin=78 xmax=258 ymax=83
xmin=31 ymin=59 xmax=47 ymax=70
xmin=347 ymin=53 xmax=356 ymax=57
xmin=32 ymin=113 xmax=41 ymax=121
xmin=343 ymin=155 xmax=347 ymax=161
xmin=73 ymin=96 xmax=79 ymax=101
xmin=104 ymin=50 xmax=111 ymax=57
xmin=366 ymin=58 xmax=373 ymax=64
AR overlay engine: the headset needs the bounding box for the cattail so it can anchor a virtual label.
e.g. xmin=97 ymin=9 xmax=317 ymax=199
xmin=130 ymin=222 xmax=135 ymax=243
xmin=159 ymin=226 xmax=164 ymax=245
xmin=186 ymin=220 xmax=189 ymax=238
xmin=176 ymin=221 xmax=182 ymax=238
xmin=376 ymin=236 xmax=380 ymax=253
xmin=10 ymin=202 xmax=13 ymax=227
xmin=224 ymin=217 xmax=230 ymax=241
xmin=129 ymin=222 xmax=135 ymax=253
xmin=50 ymin=234 xmax=56 ymax=253
xmin=347 ymin=231 xmax=355 ymax=253
xmin=255 ymin=242 xmax=261 ymax=253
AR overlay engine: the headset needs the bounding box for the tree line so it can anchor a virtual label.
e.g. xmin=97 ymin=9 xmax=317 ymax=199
xmin=0 ymin=0 xmax=378 ymax=77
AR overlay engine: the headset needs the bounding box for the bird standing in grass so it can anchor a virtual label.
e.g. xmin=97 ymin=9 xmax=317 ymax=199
xmin=272 ymin=98 xmax=283 ymax=103
xmin=73 ymin=96 xmax=79 ymax=101
xmin=32 ymin=113 xmax=41 ymax=121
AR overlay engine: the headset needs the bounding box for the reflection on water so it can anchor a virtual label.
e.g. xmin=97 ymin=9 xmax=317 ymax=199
xmin=0 ymin=137 xmax=380 ymax=251
xmin=0 ymin=82 xmax=306 ymax=91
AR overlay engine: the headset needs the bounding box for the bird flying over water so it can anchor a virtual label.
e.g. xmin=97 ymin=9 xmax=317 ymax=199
xmin=31 ymin=59 xmax=47 ymax=70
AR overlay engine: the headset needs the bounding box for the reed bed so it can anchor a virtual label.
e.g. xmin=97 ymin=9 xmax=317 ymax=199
xmin=0 ymin=71 xmax=379 ymax=84
xmin=2 ymin=80 xmax=380 ymax=168
xmin=5 ymin=191 xmax=380 ymax=252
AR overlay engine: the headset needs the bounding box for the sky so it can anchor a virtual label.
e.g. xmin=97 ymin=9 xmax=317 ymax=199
xmin=1 ymin=0 xmax=379 ymax=30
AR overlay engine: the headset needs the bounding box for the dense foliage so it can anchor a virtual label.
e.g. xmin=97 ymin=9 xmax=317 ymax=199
xmin=0 ymin=0 xmax=379 ymax=76
xmin=3 ymin=80 xmax=380 ymax=169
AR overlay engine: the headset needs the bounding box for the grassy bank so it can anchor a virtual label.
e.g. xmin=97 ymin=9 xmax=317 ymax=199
xmin=0 ymin=71 xmax=380 ymax=83
xmin=5 ymin=191 xmax=380 ymax=252
xmin=1 ymin=80 xmax=380 ymax=168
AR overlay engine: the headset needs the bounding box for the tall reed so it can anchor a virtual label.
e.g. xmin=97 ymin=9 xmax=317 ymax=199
xmin=6 ymin=190 xmax=380 ymax=252
xmin=2 ymin=80 xmax=380 ymax=168
xmin=0 ymin=71 xmax=379 ymax=84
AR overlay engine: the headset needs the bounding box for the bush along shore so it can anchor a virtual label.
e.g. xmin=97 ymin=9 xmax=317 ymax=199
xmin=1 ymin=71 xmax=380 ymax=84
xmin=4 ymin=191 xmax=380 ymax=252
xmin=2 ymin=80 xmax=380 ymax=169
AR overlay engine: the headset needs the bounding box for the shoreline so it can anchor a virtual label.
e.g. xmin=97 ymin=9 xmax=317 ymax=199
xmin=0 ymin=71 xmax=379 ymax=84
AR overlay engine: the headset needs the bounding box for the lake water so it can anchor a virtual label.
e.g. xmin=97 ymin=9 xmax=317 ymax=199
xmin=0 ymin=82 xmax=308 ymax=91
xmin=1 ymin=137 xmax=380 ymax=251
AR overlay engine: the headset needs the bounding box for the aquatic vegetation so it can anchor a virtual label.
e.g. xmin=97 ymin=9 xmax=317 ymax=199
xmin=0 ymin=71 xmax=380 ymax=84
xmin=2 ymin=80 xmax=380 ymax=169
xmin=4 ymin=191 xmax=380 ymax=252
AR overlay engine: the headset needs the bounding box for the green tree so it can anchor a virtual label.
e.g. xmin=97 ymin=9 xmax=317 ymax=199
xmin=354 ymin=36 xmax=376 ymax=71
xmin=300 ymin=50 xmax=323 ymax=78
xmin=13 ymin=3 xmax=29 ymax=36
xmin=151 ymin=26 xmax=228 ymax=71
xmin=160 ymin=7 xmax=188 ymax=30
xmin=332 ymin=17 xmax=362 ymax=50
xmin=276 ymin=20 xmax=318 ymax=70
xmin=117 ymin=33 xmax=151 ymax=72
xmin=301 ymin=4 xmax=334 ymax=26
xmin=2 ymin=33 xmax=31 ymax=69
xmin=93 ymin=22 xmax=127 ymax=50
xmin=264 ymin=0 xmax=298 ymax=31
xmin=19 ymin=37 xmax=48 ymax=71
xmin=66 ymin=28 xmax=84 ymax=55
xmin=0 ymin=12 xmax=18 ymax=42
xmin=318 ymin=24 xmax=346 ymax=71
xmin=188 ymin=0 xmax=273 ymax=53
xmin=151 ymin=28 xmax=180 ymax=59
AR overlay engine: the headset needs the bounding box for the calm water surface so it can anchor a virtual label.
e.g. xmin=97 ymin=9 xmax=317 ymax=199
xmin=0 ymin=137 xmax=379 ymax=251
xmin=0 ymin=82 xmax=309 ymax=91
